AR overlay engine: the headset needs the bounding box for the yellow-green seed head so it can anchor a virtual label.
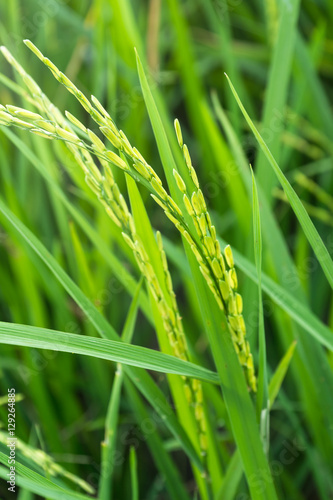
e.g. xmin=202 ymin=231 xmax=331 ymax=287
xmin=145 ymin=262 xmax=156 ymax=282
xmin=178 ymin=227 xmax=194 ymax=246
xmin=56 ymin=127 xmax=77 ymax=142
xmin=23 ymin=74 xmax=41 ymax=95
xmin=218 ymin=254 xmax=226 ymax=274
xmin=228 ymin=295 xmax=238 ymax=316
xmin=133 ymin=160 xmax=151 ymax=180
xmin=198 ymin=214 xmax=208 ymax=235
xmin=195 ymin=403 xmax=204 ymax=421
xmin=229 ymin=268 xmax=238 ymax=289
xmin=165 ymin=271 xmax=173 ymax=292
xmin=235 ymin=293 xmax=243 ymax=314
xmin=199 ymin=414 xmax=207 ymax=432
xmin=156 ymin=231 xmax=163 ymax=252
xmin=174 ymin=118 xmax=183 ymax=147
xmin=65 ymin=111 xmax=87 ymax=133
xmin=204 ymin=235 xmax=216 ymax=257
xmin=122 ymin=232 xmax=135 ymax=250
xmin=103 ymin=165 xmax=115 ymax=186
xmin=30 ymin=128 xmax=53 ymax=139
xmin=75 ymin=91 xmax=93 ymax=114
xmin=210 ymin=224 xmax=216 ymax=241
xmin=183 ymin=194 xmax=194 ymax=216
xmin=0 ymin=111 xmax=13 ymax=124
xmin=191 ymin=192 xmax=201 ymax=215
xmin=211 ymin=258 xmax=223 ymax=279
xmin=182 ymin=144 xmax=192 ymax=169
xmin=215 ymin=294 xmax=224 ymax=310
xmin=128 ymin=215 xmax=136 ymax=236
xmin=151 ymin=177 xmax=168 ymax=200
xmin=13 ymin=117 xmax=36 ymax=129
xmin=119 ymin=130 xmax=132 ymax=154
xmin=247 ymin=353 xmax=254 ymax=370
xmin=91 ymin=95 xmax=110 ymax=119
xmin=34 ymin=120 xmax=57 ymax=134
xmin=233 ymin=336 xmax=240 ymax=351
xmin=192 ymin=217 xmax=201 ymax=236
xmin=132 ymin=147 xmax=146 ymax=164
xmin=218 ymin=279 xmax=230 ymax=301
xmin=118 ymin=194 xmax=130 ymax=218
xmin=199 ymin=433 xmax=208 ymax=452
xmin=59 ymin=72 xmax=75 ymax=90
xmin=100 ymin=126 xmax=122 ymax=149
xmin=44 ymin=57 xmax=61 ymax=78
xmin=238 ymin=351 xmax=247 ymax=365
xmin=191 ymin=244 xmax=204 ymax=264
xmin=106 ymin=119 xmax=120 ymax=138
xmin=237 ymin=315 xmax=246 ymax=334
xmin=167 ymin=197 xmax=183 ymax=216
xmin=85 ymin=174 xmax=102 ymax=195
xmin=151 ymin=194 xmax=169 ymax=211
xmin=189 ymin=166 xmax=199 ymax=189
xmin=215 ymin=239 xmax=222 ymax=258
xmin=147 ymin=165 xmax=162 ymax=184
xmin=174 ymin=343 xmax=182 ymax=358
xmin=111 ymin=183 xmax=121 ymax=203
xmin=191 ymin=379 xmax=200 ymax=392
xmin=224 ymin=245 xmax=234 ymax=268
xmin=88 ymin=129 xmax=106 ymax=152
xmin=199 ymin=265 xmax=211 ymax=283
xmin=196 ymin=189 xmax=206 ymax=213
xmin=184 ymin=383 xmax=192 ymax=403
xmin=228 ymin=315 xmax=240 ymax=332
xmin=24 ymin=39 xmax=43 ymax=60
xmin=164 ymin=210 xmax=180 ymax=226
xmin=105 ymin=151 xmax=129 ymax=171
xmin=6 ymin=105 xmax=42 ymax=121
xmin=173 ymin=169 xmax=187 ymax=193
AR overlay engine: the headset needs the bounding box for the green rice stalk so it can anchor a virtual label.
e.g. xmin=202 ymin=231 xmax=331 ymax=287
xmin=0 ymin=42 xmax=209 ymax=459
xmin=172 ymin=119 xmax=256 ymax=392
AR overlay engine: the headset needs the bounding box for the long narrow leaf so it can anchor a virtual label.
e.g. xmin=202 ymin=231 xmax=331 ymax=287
xmin=252 ymin=168 xmax=269 ymax=454
xmin=269 ymin=341 xmax=297 ymax=409
xmin=226 ymin=75 xmax=333 ymax=289
xmin=0 ymin=322 xmax=219 ymax=383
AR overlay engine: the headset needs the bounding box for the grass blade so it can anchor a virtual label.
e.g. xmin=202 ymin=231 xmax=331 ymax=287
xmin=130 ymin=447 xmax=139 ymax=500
xmin=269 ymin=341 xmax=297 ymax=409
xmin=255 ymin=0 xmax=301 ymax=197
xmin=226 ymin=75 xmax=333 ymax=289
xmin=0 ymin=322 xmax=219 ymax=383
xmin=252 ymin=168 xmax=269 ymax=453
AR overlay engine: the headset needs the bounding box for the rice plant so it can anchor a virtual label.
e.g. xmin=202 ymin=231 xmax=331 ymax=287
xmin=0 ymin=1 xmax=332 ymax=499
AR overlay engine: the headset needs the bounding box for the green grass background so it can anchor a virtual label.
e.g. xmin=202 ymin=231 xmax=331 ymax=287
xmin=0 ymin=0 xmax=332 ymax=499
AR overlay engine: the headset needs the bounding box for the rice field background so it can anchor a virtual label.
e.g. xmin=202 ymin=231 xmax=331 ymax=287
xmin=0 ymin=1 xmax=332 ymax=499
